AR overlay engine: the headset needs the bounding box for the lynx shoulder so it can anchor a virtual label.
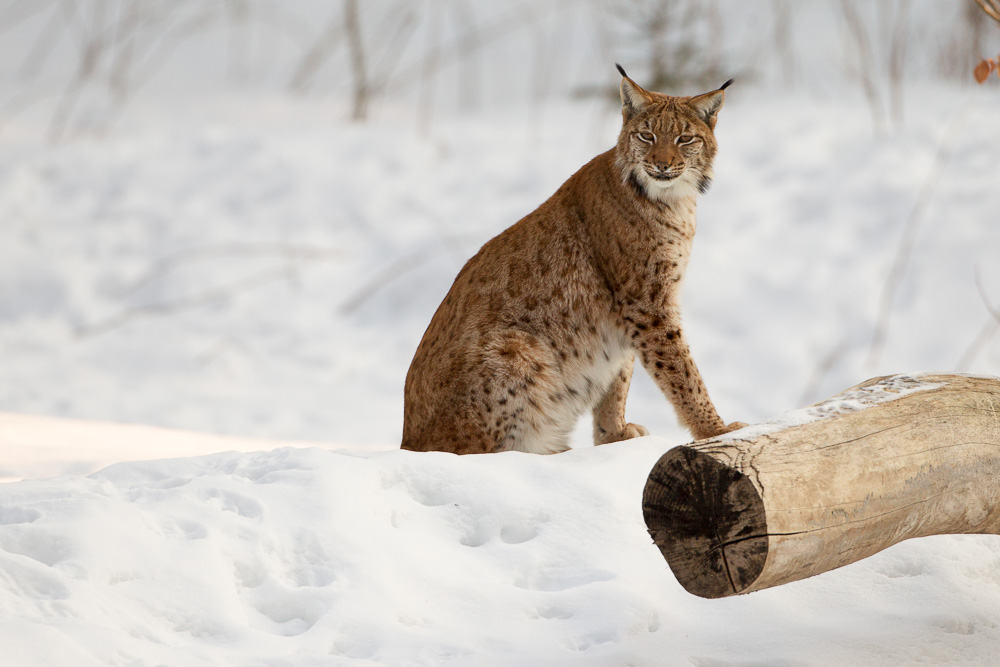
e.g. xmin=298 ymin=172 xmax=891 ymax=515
xmin=402 ymin=66 xmax=743 ymax=455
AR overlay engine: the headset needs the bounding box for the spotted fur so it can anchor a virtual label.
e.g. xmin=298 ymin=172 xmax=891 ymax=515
xmin=401 ymin=68 xmax=744 ymax=455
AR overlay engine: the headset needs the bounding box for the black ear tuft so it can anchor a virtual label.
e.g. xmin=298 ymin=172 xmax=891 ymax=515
xmin=719 ymin=78 xmax=734 ymax=91
xmin=616 ymin=63 xmax=628 ymax=78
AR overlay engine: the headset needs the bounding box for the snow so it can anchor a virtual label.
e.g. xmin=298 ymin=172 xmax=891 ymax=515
xmin=4 ymin=419 xmax=1000 ymax=666
xmin=716 ymin=372 xmax=948 ymax=443
xmin=0 ymin=412 xmax=354 ymax=484
xmin=3 ymin=4 xmax=1000 ymax=661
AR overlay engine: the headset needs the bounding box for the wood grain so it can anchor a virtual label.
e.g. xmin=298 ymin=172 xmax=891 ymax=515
xmin=642 ymin=374 xmax=1000 ymax=598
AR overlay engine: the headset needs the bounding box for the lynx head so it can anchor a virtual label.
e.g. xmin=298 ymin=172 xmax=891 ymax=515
xmin=614 ymin=64 xmax=732 ymax=203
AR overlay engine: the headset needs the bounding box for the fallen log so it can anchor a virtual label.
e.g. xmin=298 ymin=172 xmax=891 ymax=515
xmin=642 ymin=373 xmax=1000 ymax=599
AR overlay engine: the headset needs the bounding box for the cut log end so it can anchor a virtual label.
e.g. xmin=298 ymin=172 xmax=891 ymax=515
xmin=642 ymin=374 xmax=1000 ymax=599
xmin=642 ymin=446 xmax=768 ymax=598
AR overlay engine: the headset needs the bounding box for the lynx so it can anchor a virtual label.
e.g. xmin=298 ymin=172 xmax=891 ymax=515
xmin=402 ymin=65 xmax=744 ymax=455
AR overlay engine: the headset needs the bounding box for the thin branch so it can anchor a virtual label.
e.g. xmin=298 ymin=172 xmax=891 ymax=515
xmin=417 ymin=1 xmax=442 ymax=132
xmin=77 ymin=267 xmax=294 ymax=339
xmin=107 ymin=0 xmax=140 ymax=102
xmin=839 ymin=0 xmax=887 ymax=136
xmin=886 ymin=0 xmax=911 ymax=129
xmin=867 ymin=104 xmax=970 ymax=368
xmin=450 ymin=0 xmax=482 ymax=109
xmin=16 ymin=3 xmax=64 ymax=77
xmin=125 ymin=242 xmax=347 ymax=297
xmin=0 ymin=0 xmax=48 ymax=31
xmin=974 ymin=0 xmax=1000 ymax=25
xmin=367 ymin=8 xmax=418 ymax=99
xmin=287 ymin=14 xmax=342 ymax=92
xmin=344 ymin=0 xmax=369 ymax=121
xmin=384 ymin=2 xmax=566 ymax=97
xmin=195 ymin=335 xmax=252 ymax=368
xmin=956 ymin=320 xmax=998 ymax=371
xmin=96 ymin=7 xmax=223 ymax=136
xmin=956 ymin=266 xmax=1000 ymax=370
xmin=124 ymin=6 xmax=222 ymax=85
xmin=770 ymin=0 xmax=796 ymax=86
xmin=339 ymin=248 xmax=436 ymax=316
xmin=77 ymin=241 xmax=345 ymax=339
xmin=799 ymin=336 xmax=851 ymax=406
xmin=975 ymin=266 xmax=1000 ymax=324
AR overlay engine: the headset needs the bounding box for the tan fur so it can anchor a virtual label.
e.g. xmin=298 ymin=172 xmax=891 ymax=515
xmin=402 ymin=70 xmax=744 ymax=455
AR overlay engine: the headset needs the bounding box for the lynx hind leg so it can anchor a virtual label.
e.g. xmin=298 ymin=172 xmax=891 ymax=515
xmin=592 ymin=354 xmax=650 ymax=445
xmin=481 ymin=330 xmax=574 ymax=455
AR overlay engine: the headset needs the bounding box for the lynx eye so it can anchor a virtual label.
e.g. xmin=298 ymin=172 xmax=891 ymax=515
xmin=676 ymin=135 xmax=696 ymax=145
xmin=637 ymin=131 xmax=655 ymax=143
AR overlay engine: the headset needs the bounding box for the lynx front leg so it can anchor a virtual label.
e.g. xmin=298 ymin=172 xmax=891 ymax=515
xmin=592 ymin=353 xmax=650 ymax=445
xmin=628 ymin=319 xmax=742 ymax=440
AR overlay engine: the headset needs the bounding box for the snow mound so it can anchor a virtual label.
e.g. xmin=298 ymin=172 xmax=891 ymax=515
xmin=0 ymin=412 xmax=377 ymax=483
xmin=2 ymin=423 xmax=999 ymax=665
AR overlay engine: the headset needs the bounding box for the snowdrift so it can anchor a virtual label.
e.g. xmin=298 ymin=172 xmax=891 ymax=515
xmin=2 ymin=416 xmax=1000 ymax=666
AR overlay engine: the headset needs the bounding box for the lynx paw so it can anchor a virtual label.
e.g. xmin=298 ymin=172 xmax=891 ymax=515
xmin=720 ymin=421 xmax=749 ymax=434
xmin=621 ymin=422 xmax=650 ymax=440
xmin=597 ymin=422 xmax=650 ymax=445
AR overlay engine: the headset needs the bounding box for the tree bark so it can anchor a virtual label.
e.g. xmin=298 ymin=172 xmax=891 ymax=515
xmin=642 ymin=373 xmax=1000 ymax=599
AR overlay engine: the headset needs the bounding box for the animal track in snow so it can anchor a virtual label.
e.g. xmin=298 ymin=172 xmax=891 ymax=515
xmin=329 ymin=632 xmax=378 ymax=660
xmin=530 ymin=605 xmax=575 ymax=620
xmin=281 ymin=529 xmax=338 ymax=588
xmin=198 ymin=487 xmax=263 ymax=521
xmin=564 ymin=630 xmax=617 ymax=652
xmin=233 ymin=557 xmax=266 ymax=589
xmin=244 ymin=582 xmax=329 ymax=636
xmin=933 ymin=615 xmax=995 ymax=636
xmin=0 ymin=554 xmax=71 ymax=600
xmin=0 ymin=528 xmax=73 ymax=567
xmin=159 ymin=517 xmax=208 ymax=541
xmin=379 ymin=467 xmax=467 ymax=509
xmin=235 ymin=529 xmax=339 ymax=637
xmin=513 ymin=565 xmax=615 ymax=592
xmin=458 ymin=524 xmax=490 ymax=548
xmin=401 ymin=480 xmax=452 ymax=508
xmin=876 ymin=554 xmax=925 ymax=579
xmin=500 ymin=518 xmax=543 ymax=545
xmin=460 ymin=511 xmax=549 ymax=548
xmin=0 ymin=507 xmax=40 ymax=525
xmin=231 ymin=449 xmax=314 ymax=484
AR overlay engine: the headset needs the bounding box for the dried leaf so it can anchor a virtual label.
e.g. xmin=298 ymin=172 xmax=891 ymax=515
xmin=975 ymin=59 xmax=991 ymax=84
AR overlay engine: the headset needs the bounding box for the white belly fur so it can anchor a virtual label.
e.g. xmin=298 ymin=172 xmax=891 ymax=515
xmin=510 ymin=323 xmax=632 ymax=455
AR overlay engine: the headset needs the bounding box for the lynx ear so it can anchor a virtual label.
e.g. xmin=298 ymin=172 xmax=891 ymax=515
xmin=687 ymin=79 xmax=733 ymax=130
xmin=617 ymin=64 xmax=653 ymax=122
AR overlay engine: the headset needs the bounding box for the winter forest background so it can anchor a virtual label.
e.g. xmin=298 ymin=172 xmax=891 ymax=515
xmin=2 ymin=0 xmax=999 ymax=450
xmin=2 ymin=1 xmax=1000 ymax=665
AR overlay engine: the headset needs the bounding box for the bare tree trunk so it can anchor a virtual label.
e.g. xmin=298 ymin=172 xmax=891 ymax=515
xmin=417 ymin=2 xmax=441 ymax=133
xmin=770 ymin=0 xmax=796 ymax=86
xmin=839 ymin=0 xmax=887 ymax=136
xmin=888 ymin=0 xmax=909 ymax=127
xmin=344 ymin=0 xmax=369 ymax=122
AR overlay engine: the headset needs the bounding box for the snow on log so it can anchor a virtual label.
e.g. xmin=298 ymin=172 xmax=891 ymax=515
xmin=642 ymin=373 xmax=1000 ymax=599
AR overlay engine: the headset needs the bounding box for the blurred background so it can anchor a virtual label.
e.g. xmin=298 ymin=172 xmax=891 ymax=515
xmin=1 ymin=0 xmax=998 ymax=449
xmin=0 ymin=0 xmax=995 ymax=137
